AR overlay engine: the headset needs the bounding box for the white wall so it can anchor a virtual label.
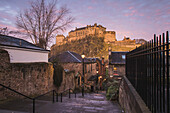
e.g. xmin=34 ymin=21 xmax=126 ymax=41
xmin=3 ymin=47 xmax=49 ymax=63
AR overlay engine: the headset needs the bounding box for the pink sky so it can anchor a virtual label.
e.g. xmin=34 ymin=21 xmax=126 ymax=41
xmin=0 ymin=0 xmax=169 ymax=44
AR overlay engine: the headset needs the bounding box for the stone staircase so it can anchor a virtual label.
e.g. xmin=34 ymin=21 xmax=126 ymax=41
xmin=0 ymin=92 xmax=122 ymax=113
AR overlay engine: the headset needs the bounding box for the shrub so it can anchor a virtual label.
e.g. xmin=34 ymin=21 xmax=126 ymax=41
xmin=106 ymin=79 xmax=119 ymax=101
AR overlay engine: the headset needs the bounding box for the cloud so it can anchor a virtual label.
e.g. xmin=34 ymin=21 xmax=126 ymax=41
xmin=0 ymin=5 xmax=17 ymax=17
xmin=0 ymin=18 xmax=12 ymax=25
xmin=124 ymin=9 xmax=137 ymax=17
xmin=88 ymin=6 xmax=93 ymax=9
xmin=128 ymin=6 xmax=133 ymax=9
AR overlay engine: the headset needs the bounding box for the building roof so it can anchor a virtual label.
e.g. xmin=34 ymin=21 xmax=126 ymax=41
xmin=51 ymin=51 xmax=90 ymax=63
xmin=0 ymin=34 xmax=49 ymax=51
xmin=49 ymin=51 xmax=98 ymax=63
xmin=109 ymin=51 xmax=128 ymax=65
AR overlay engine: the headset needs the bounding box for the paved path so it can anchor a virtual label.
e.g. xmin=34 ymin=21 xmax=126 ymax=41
xmin=0 ymin=92 xmax=122 ymax=113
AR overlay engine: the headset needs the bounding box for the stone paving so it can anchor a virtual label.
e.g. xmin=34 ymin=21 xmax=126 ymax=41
xmin=0 ymin=92 xmax=122 ymax=113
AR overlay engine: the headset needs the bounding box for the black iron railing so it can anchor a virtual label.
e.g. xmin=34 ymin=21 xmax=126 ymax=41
xmin=126 ymin=31 xmax=169 ymax=113
xmin=0 ymin=84 xmax=76 ymax=113
xmin=0 ymin=83 xmax=58 ymax=113
xmin=59 ymin=88 xmax=77 ymax=102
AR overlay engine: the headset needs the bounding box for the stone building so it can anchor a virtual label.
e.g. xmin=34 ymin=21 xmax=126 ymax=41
xmin=108 ymin=51 xmax=128 ymax=78
xmin=95 ymin=57 xmax=106 ymax=89
xmin=0 ymin=48 xmax=54 ymax=100
xmin=56 ymin=35 xmax=65 ymax=46
xmin=56 ymin=23 xmax=116 ymax=45
xmin=49 ymin=51 xmax=97 ymax=92
xmin=0 ymin=35 xmax=54 ymax=100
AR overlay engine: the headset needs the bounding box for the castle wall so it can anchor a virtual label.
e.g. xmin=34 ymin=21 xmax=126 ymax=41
xmin=104 ymin=31 xmax=116 ymax=42
xmin=68 ymin=23 xmax=107 ymax=42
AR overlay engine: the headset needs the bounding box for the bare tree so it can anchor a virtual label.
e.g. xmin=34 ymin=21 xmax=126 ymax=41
xmin=16 ymin=0 xmax=74 ymax=49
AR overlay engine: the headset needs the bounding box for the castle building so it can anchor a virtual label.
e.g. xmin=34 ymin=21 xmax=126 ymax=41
xmin=56 ymin=23 xmax=116 ymax=45
xmin=56 ymin=35 xmax=65 ymax=45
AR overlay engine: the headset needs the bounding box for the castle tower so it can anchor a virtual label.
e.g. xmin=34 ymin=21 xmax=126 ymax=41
xmin=56 ymin=35 xmax=65 ymax=45
xmin=104 ymin=31 xmax=116 ymax=43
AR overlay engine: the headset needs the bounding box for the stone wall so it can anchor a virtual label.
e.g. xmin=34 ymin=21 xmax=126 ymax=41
xmin=0 ymin=49 xmax=54 ymax=100
xmin=119 ymin=76 xmax=151 ymax=113
xmin=56 ymin=62 xmax=97 ymax=93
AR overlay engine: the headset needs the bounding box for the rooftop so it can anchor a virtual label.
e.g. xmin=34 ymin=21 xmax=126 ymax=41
xmin=50 ymin=51 xmax=95 ymax=63
xmin=0 ymin=34 xmax=49 ymax=51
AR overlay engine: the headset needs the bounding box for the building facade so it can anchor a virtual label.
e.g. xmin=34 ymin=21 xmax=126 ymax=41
xmin=109 ymin=51 xmax=128 ymax=78
xmin=56 ymin=23 xmax=116 ymax=45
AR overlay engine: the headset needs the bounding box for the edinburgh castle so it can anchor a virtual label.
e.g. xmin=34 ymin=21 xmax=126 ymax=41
xmin=56 ymin=23 xmax=116 ymax=45
xmin=50 ymin=23 xmax=145 ymax=59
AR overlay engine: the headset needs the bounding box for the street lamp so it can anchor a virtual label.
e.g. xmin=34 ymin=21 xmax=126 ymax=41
xmin=96 ymin=71 xmax=99 ymax=92
xmin=81 ymin=53 xmax=85 ymax=97
xmin=96 ymin=71 xmax=99 ymax=85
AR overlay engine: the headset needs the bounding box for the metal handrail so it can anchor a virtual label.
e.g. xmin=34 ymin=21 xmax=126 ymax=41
xmin=0 ymin=84 xmax=32 ymax=100
xmin=0 ymin=83 xmax=78 ymax=112
xmin=59 ymin=88 xmax=77 ymax=102
xmin=0 ymin=83 xmax=57 ymax=113
xmin=34 ymin=90 xmax=53 ymax=99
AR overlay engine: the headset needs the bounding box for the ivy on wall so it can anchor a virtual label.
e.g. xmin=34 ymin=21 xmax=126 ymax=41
xmin=53 ymin=64 xmax=64 ymax=87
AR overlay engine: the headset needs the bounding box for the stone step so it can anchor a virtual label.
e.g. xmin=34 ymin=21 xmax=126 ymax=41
xmin=0 ymin=93 xmax=122 ymax=113
xmin=0 ymin=109 xmax=29 ymax=113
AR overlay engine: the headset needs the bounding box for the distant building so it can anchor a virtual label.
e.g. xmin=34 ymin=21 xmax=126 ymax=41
xmin=56 ymin=23 xmax=116 ymax=45
xmin=109 ymin=51 xmax=128 ymax=77
xmin=0 ymin=34 xmax=49 ymax=63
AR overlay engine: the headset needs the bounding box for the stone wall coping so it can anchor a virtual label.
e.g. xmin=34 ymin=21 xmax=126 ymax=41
xmin=123 ymin=76 xmax=151 ymax=113
xmin=10 ymin=62 xmax=52 ymax=65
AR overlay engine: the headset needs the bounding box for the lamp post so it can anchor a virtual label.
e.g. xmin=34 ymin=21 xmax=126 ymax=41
xmin=96 ymin=71 xmax=99 ymax=92
xmin=96 ymin=71 xmax=99 ymax=85
xmin=81 ymin=54 xmax=85 ymax=97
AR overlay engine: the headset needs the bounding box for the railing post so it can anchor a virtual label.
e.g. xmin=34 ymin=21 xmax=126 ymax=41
xmin=61 ymin=93 xmax=62 ymax=102
xmin=33 ymin=99 xmax=35 ymax=113
xmin=69 ymin=89 xmax=71 ymax=98
xmin=53 ymin=90 xmax=55 ymax=103
xmin=166 ymin=31 xmax=169 ymax=113
xmin=56 ymin=93 xmax=58 ymax=102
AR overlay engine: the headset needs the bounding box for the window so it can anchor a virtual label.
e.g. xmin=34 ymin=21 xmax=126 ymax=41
xmin=122 ymin=55 xmax=126 ymax=59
